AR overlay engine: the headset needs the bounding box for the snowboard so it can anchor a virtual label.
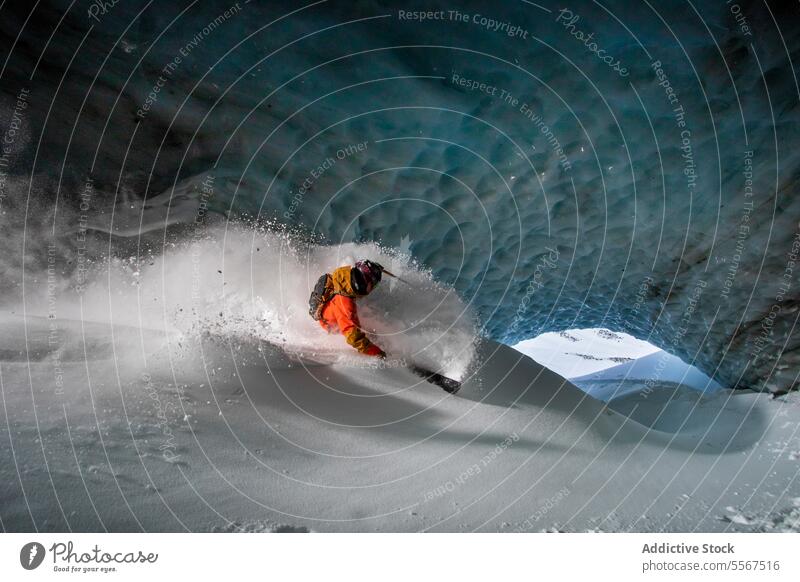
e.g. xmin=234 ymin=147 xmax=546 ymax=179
xmin=409 ymin=365 xmax=462 ymax=394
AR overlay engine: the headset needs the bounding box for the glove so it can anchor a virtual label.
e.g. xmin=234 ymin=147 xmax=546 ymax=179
xmin=364 ymin=345 xmax=386 ymax=358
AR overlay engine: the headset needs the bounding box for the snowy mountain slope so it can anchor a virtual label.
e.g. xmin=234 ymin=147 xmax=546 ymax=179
xmin=572 ymin=350 xmax=723 ymax=393
xmin=2 ymin=314 xmax=798 ymax=533
xmin=515 ymin=328 xmax=723 ymax=404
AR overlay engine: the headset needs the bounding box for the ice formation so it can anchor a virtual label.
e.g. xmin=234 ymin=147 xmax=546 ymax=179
xmin=2 ymin=0 xmax=798 ymax=393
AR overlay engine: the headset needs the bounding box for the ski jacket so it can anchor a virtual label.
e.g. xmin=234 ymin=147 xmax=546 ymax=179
xmin=318 ymin=266 xmax=383 ymax=356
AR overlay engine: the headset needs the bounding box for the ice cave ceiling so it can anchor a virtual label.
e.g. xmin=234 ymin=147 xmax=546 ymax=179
xmin=1 ymin=0 xmax=798 ymax=393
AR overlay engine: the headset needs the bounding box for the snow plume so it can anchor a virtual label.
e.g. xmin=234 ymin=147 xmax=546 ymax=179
xmin=149 ymin=223 xmax=479 ymax=379
xmin=183 ymin=225 xmax=480 ymax=379
xmin=16 ymin=221 xmax=478 ymax=380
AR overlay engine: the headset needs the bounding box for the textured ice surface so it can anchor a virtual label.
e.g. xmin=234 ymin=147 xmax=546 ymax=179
xmin=1 ymin=0 xmax=799 ymax=395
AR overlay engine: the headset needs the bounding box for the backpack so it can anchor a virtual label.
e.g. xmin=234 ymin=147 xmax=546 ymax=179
xmin=308 ymin=273 xmax=334 ymax=321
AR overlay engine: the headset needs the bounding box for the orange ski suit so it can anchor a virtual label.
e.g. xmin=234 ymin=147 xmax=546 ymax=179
xmin=318 ymin=266 xmax=384 ymax=357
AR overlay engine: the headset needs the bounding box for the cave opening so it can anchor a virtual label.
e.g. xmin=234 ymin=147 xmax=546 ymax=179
xmin=513 ymin=328 xmax=723 ymax=403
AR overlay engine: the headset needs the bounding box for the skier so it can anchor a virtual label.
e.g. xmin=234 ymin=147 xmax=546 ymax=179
xmin=308 ymin=259 xmax=462 ymax=393
xmin=308 ymin=259 xmax=386 ymax=358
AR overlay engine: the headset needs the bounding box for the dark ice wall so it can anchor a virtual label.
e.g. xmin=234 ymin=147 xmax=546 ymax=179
xmin=1 ymin=0 xmax=799 ymax=392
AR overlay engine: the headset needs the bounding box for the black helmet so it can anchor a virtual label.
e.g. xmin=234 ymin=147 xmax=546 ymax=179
xmin=351 ymin=259 xmax=383 ymax=295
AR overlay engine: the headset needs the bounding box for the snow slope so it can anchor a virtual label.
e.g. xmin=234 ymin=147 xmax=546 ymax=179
xmin=571 ymin=350 xmax=724 ymax=404
xmin=2 ymin=313 xmax=798 ymax=532
xmin=572 ymin=350 xmax=723 ymax=393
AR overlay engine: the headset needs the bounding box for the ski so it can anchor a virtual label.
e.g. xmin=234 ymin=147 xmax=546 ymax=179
xmin=409 ymin=365 xmax=462 ymax=394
